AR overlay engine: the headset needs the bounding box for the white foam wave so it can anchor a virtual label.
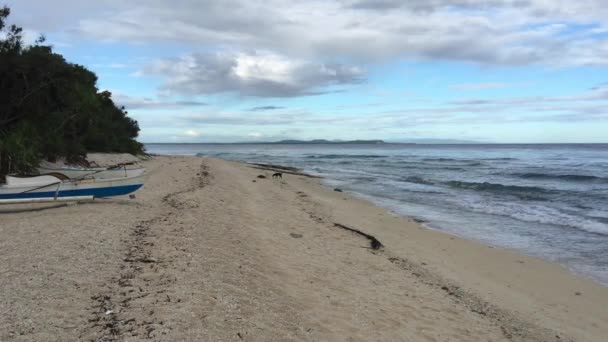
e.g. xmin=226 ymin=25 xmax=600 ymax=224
xmin=464 ymin=199 xmax=608 ymax=236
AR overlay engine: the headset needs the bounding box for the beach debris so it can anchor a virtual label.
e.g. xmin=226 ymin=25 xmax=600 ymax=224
xmin=575 ymin=291 xmax=582 ymax=296
xmin=105 ymin=310 xmax=114 ymax=315
xmin=257 ymin=175 xmax=266 ymax=179
xmin=333 ymin=188 xmax=343 ymax=192
xmin=290 ymin=233 xmax=303 ymax=238
xmin=123 ymin=256 xmax=157 ymax=263
xmin=129 ymin=194 xmax=136 ymax=199
xmin=252 ymin=180 xmax=256 ymax=182
xmin=333 ymin=223 xmax=383 ymax=250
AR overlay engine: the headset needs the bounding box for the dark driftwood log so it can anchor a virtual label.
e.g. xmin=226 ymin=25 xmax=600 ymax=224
xmin=334 ymin=223 xmax=384 ymax=250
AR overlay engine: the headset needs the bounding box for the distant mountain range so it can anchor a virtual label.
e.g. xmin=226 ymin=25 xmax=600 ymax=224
xmin=264 ymin=139 xmax=386 ymax=144
xmin=391 ymin=138 xmax=483 ymax=144
xmin=242 ymin=138 xmax=481 ymax=144
xmin=148 ymin=138 xmax=485 ymax=145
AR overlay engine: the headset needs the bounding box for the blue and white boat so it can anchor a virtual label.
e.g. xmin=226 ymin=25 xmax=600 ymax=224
xmin=0 ymin=173 xmax=144 ymax=201
xmin=37 ymin=165 xmax=145 ymax=180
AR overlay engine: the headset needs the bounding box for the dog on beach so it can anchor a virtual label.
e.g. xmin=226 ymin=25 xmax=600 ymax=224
xmin=272 ymin=172 xmax=282 ymax=179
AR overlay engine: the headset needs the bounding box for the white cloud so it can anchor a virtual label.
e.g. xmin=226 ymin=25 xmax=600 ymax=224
xmin=57 ymin=0 xmax=608 ymax=66
xmin=142 ymin=51 xmax=364 ymax=97
xmin=112 ymin=93 xmax=207 ymax=110
xmin=183 ymin=129 xmax=201 ymax=137
xmin=247 ymin=132 xmax=264 ymax=138
xmin=172 ymin=84 xmax=608 ymax=130
xmin=8 ymin=0 xmax=607 ymax=66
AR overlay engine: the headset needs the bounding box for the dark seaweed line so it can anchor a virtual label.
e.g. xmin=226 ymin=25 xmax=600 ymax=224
xmin=334 ymin=223 xmax=383 ymax=250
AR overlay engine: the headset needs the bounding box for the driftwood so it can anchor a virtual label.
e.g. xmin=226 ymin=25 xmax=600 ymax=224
xmin=334 ymin=223 xmax=383 ymax=250
xmin=248 ymin=163 xmax=321 ymax=178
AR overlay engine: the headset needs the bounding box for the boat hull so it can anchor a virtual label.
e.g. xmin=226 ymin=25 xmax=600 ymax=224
xmin=0 ymin=175 xmax=144 ymax=200
xmin=0 ymin=184 xmax=143 ymax=200
xmin=37 ymin=167 xmax=145 ymax=179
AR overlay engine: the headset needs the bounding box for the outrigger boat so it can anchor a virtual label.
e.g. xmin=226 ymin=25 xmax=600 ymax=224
xmin=0 ymin=173 xmax=144 ymax=203
xmin=37 ymin=165 xmax=145 ymax=179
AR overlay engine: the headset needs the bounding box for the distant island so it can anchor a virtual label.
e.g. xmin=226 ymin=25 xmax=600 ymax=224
xmin=147 ymin=139 xmax=491 ymax=145
xmin=265 ymin=139 xmax=386 ymax=144
xmin=147 ymin=139 xmax=489 ymax=145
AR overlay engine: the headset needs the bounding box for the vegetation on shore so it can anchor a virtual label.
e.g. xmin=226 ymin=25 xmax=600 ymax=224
xmin=0 ymin=6 xmax=143 ymax=178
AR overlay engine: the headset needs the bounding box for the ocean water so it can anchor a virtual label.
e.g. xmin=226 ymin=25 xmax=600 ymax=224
xmin=146 ymin=143 xmax=608 ymax=285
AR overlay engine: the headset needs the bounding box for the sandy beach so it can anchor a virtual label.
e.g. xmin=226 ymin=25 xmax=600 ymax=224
xmin=1 ymin=155 xmax=607 ymax=341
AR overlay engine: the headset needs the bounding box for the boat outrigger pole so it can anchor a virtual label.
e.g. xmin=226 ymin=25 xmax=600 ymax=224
xmin=0 ymin=196 xmax=95 ymax=205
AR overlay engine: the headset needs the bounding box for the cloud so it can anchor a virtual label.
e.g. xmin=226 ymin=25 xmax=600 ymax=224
xmin=183 ymin=129 xmax=201 ymax=137
xmin=142 ymin=51 xmax=364 ymax=97
xmin=346 ymin=0 xmax=526 ymax=12
xmin=591 ymin=82 xmax=608 ymax=91
xmin=49 ymin=0 xmax=606 ymax=66
xmin=10 ymin=1 xmax=606 ymax=66
xmin=451 ymin=86 xmax=608 ymax=106
xmin=248 ymin=105 xmax=285 ymax=111
xmin=173 ymin=83 xmax=608 ymax=129
xmin=179 ymin=111 xmax=300 ymax=125
xmin=113 ymin=94 xmax=208 ymax=110
xmin=134 ymin=83 xmax=607 ymax=143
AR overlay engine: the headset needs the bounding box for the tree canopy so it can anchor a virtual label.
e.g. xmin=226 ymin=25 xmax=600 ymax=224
xmin=0 ymin=6 xmax=143 ymax=178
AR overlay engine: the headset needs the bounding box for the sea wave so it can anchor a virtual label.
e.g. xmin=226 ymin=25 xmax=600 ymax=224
xmin=445 ymin=181 xmax=551 ymax=200
xmin=401 ymin=176 xmax=435 ymax=185
xmin=446 ymin=180 xmax=548 ymax=193
xmin=352 ymin=176 xmax=377 ymax=182
xmin=592 ymin=216 xmax=608 ymax=225
xmin=419 ymin=158 xmax=483 ymax=166
xmin=386 ymin=161 xmax=480 ymax=169
xmin=466 ymin=201 xmax=608 ymax=236
xmin=305 ymin=154 xmax=388 ymax=159
xmin=421 ymin=157 xmax=462 ymax=162
xmin=513 ymin=173 xmax=606 ymax=182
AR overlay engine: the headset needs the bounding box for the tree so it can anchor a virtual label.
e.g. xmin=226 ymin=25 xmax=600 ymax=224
xmin=0 ymin=6 xmax=143 ymax=178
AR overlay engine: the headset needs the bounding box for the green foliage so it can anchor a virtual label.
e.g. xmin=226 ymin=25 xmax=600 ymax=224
xmin=0 ymin=122 xmax=40 ymax=175
xmin=0 ymin=6 xmax=143 ymax=177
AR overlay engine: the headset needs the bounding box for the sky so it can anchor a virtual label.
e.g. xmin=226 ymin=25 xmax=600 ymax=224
xmin=5 ymin=0 xmax=608 ymax=143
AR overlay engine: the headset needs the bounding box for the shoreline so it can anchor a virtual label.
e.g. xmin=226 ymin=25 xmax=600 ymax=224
xmin=339 ymin=188 xmax=607 ymax=287
xmin=257 ymin=159 xmax=608 ymax=288
xmin=1 ymin=155 xmax=606 ymax=341
xmin=235 ymin=156 xmax=608 ymax=341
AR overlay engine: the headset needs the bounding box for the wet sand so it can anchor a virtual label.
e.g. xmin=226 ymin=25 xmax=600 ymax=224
xmin=1 ymin=155 xmax=607 ymax=341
